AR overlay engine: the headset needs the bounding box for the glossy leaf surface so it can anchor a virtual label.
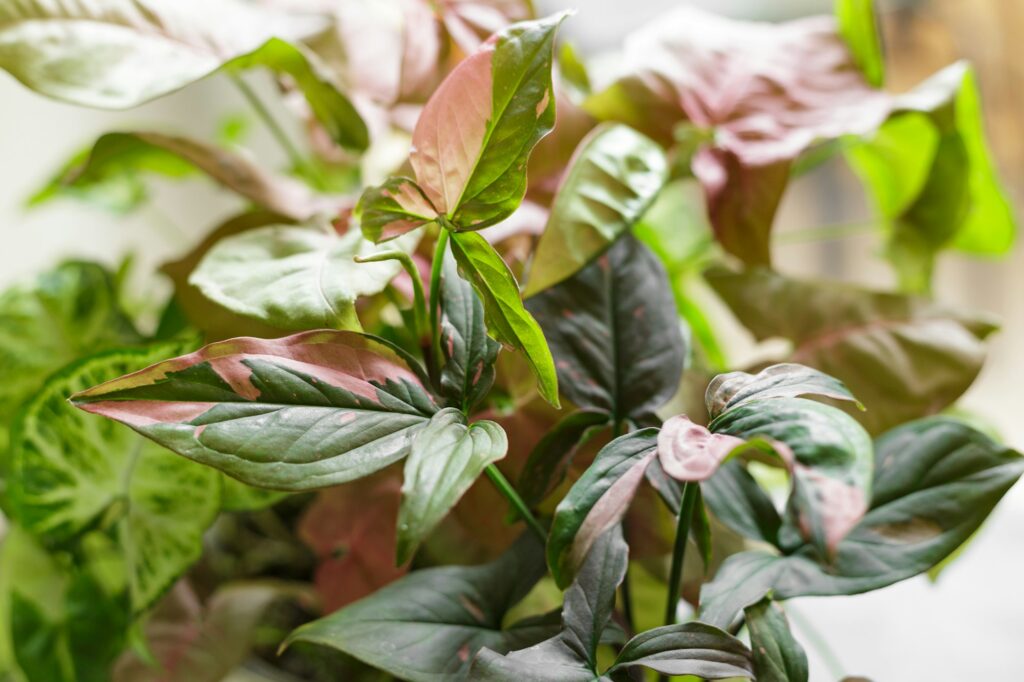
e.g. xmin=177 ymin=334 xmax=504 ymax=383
xmin=190 ymin=224 xmax=420 ymax=331
xmin=0 ymin=0 xmax=322 ymax=108
xmin=72 ymin=331 xmax=438 ymax=491
xmin=439 ymin=252 xmax=501 ymax=411
xmin=526 ymin=235 xmax=684 ymax=422
xmin=397 ymin=409 xmax=508 ymax=564
xmin=708 ymin=267 xmax=996 ymax=434
xmin=705 ymin=363 xmax=862 ymax=420
xmin=450 ymin=231 xmax=559 ymax=406
xmin=284 ymin=534 xmax=556 ymax=682
xmin=606 ymin=622 xmax=753 ymax=679
xmin=525 ymin=123 xmax=668 ymax=296
xmin=744 ymin=596 xmax=809 ymax=682
xmin=701 ymin=417 xmax=1023 ymax=627
xmin=9 ymin=344 xmax=220 ymax=612
xmin=547 ymin=430 xmax=657 ymax=588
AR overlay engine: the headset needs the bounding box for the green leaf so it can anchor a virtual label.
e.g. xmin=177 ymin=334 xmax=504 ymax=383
xmin=397 ymin=409 xmax=508 ymax=564
xmin=228 ymin=38 xmax=367 ymax=152
xmin=700 ymin=417 xmax=1024 ymax=628
xmin=283 ymin=533 xmax=557 ymax=682
xmin=547 ymin=431 xmax=658 ymax=588
xmin=836 ymin=0 xmax=885 ymax=87
xmin=744 ymin=596 xmax=808 ymax=682
xmin=707 ymin=266 xmax=997 ymax=434
xmin=9 ymin=344 xmax=221 ymax=613
xmin=0 ymin=0 xmax=323 ymax=108
xmin=472 ymin=527 xmax=628 ymax=679
xmin=219 ymin=476 xmax=288 ymax=512
xmin=705 ymin=363 xmax=862 ymax=420
xmin=0 ymin=261 xmax=140 ymax=458
xmin=606 ymin=622 xmax=753 ymax=680
xmin=449 ymin=231 xmax=559 ymax=407
xmin=356 ymin=13 xmax=568 ymax=238
xmin=355 ymin=177 xmax=437 ymax=243
xmin=518 ymin=409 xmax=610 ymax=508
xmin=702 ymin=461 xmax=783 ymax=547
xmin=524 ymin=123 xmax=668 ymax=296
xmin=526 ymin=235 xmax=685 ymax=422
xmin=849 ymin=62 xmax=1015 ymax=292
xmin=189 ymin=223 xmax=421 ymax=331
xmin=71 ymin=330 xmax=439 ymax=491
xmin=711 ymin=398 xmax=873 ymax=557
xmin=30 ymin=132 xmax=335 ymax=220
xmin=439 ymin=251 xmax=501 ymax=411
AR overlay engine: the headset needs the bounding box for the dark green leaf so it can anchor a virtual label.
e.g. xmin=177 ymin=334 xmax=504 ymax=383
xmin=525 ymin=123 xmax=668 ymax=296
xmin=836 ymin=0 xmax=885 ymax=87
xmin=711 ymin=397 xmax=873 ymax=557
xmin=189 ymin=223 xmax=421 ymax=331
xmin=439 ymin=252 xmax=501 ymax=411
xmin=519 ymin=409 xmax=610 ymax=508
xmin=527 ymin=235 xmax=685 ymax=422
xmin=701 ymin=417 xmax=1024 ymax=627
xmin=72 ymin=331 xmax=438 ymax=491
xmin=606 ymin=622 xmax=753 ymax=680
xmin=702 ymin=461 xmax=783 ymax=547
xmin=744 ymin=596 xmax=808 ymax=682
xmin=547 ymin=431 xmax=657 ymax=588
xmin=397 ymin=409 xmax=508 ymax=564
xmin=283 ymin=534 xmax=557 ymax=682
xmin=449 ymin=231 xmax=559 ymax=407
xmin=707 ymin=266 xmax=996 ymax=434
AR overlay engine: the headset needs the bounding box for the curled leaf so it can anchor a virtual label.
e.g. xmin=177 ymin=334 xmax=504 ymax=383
xmin=657 ymin=415 xmax=746 ymax=482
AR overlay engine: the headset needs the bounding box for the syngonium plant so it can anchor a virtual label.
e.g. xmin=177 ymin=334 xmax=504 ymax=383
xmin=0 ymin=1 xmax=1020 ymax=680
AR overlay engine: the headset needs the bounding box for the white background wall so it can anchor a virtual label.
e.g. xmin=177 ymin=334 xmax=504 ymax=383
xmin=1 ymin=1 xmax=1022 ymax=679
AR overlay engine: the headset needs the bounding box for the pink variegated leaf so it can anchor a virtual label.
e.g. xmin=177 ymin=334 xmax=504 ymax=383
xmin=356 ymin=12 xmax=568 ymax=241
xmin=657 ymin=415 xmax=746 ymax=483
xmin=71 ymin=331 xmax=438 ymax=491
xmin=586 ymin=7 xmax=890 ymax=264
xmin=355 ymin=177 xmax=437 ymax=242
xmin=439 ymin=0 xmax=534 ymax=55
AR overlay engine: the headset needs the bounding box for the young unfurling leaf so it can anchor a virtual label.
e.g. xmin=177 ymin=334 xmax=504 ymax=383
xmin=356 ymin=13 xmax=569 ymax=241
xmin=71 ymin=331 xmax=438 ymax=491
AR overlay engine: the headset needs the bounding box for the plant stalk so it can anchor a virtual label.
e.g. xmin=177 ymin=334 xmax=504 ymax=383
xmin=485 ymin=464 xmax=547 ymax=542
xmin=664 ymin=481 xmax=700 ymax=626
xmin=428 ymin=228 xmax=450 ymax=379
xmin=355 ymin=250 xmax=428 ymax=339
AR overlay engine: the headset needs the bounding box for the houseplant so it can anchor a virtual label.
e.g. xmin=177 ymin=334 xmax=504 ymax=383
xmin=0 ymin=0 xmax=1019 ymax=679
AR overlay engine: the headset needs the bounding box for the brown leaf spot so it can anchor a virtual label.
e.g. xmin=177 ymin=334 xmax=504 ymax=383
xmin=459 ymin=596 xmax=486 ymax=623
xmin=871 ymin=517 xmax=943 ymax=543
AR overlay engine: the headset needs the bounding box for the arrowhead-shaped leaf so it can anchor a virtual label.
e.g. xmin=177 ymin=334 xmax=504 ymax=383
xmin=547 ymin=431 xmax=658 ymax=588
xmin=700 ymin=416 xmax=1024 ymax=628
xmin=31 ymin=132 xmax=338 ymax=220
xmin=0 ymin=0 xmax=323 ymax=108
xmin=397 ymin=409 xmax=508 ymax=564
xmin=527 ymin=234 xmax=685 ymax=422
xmin=585 ymin=7 xmax=889 ymax=264
xmin=356 ymin=12 xmax=568 ymax=238
xmin=0 ymin=261 xmax=140 ymax=456
xmin=449 ymin=231 xmax=559 ymax=407
xmin=439 ymin=251 xmax=501 ymax=411
xmin=71 ymin=331 xmax=439 ymax=491
xmin=711 ymin=397 xmax=873 ymax=556
xmin=190 ymin=223 xmax=421 ymax=331
xmin=744 ymin=596 xmax=809 ymax=682
xmin=525 ymin=123 xmax=668 ymax=297
xmin=707 ymin=266 xmax=996 ymax=434
xmin=9 ymin=343 xmax=220 ymax=612
xmin=283 ymin=533 xmax=557 ymax=682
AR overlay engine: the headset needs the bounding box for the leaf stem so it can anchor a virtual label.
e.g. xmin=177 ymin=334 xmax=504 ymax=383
xmin=664 ymin=481 xmax=700 ymax=626
xmin=355 ymin=251 xmax=428 ymax=339
xmin=229 ymin=73 xmax=324 ymax=188
xmin=428 ymin=228 xmax=450 ymax=380
xmin=773 ymin=220 xmax=879 ymax=245
xmin=485 ymin=464 xmax=547 ymax=542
